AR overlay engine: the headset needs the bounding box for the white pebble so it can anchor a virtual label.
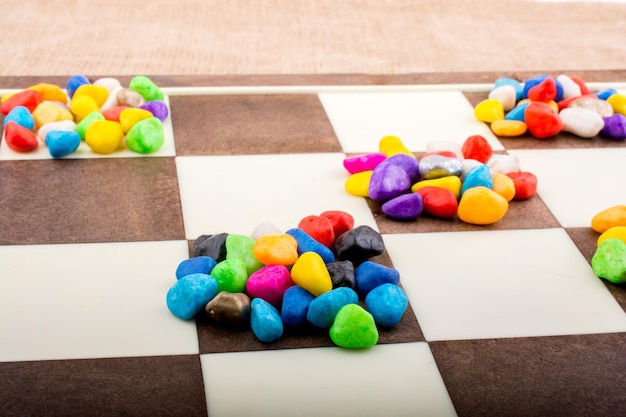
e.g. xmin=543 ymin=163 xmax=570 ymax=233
xmin=556 ymin=74 xmax=582 ymax=100
xmin=488 ymin=85 xmax=517 ymax=111
xmin=559 ymin=107 xmax=605 ymax=138
xmin=251 ymin=222 xmax=283 ymax=239
xmin=425 ymin=140 xmax=464 ymax=160
xmin=487 ymin=154 xmax=520 ymax=174
xmin=100 ymin=86 xmax=124 ymax=112
xmin=37 ymin=120 xmax=77 ymax=141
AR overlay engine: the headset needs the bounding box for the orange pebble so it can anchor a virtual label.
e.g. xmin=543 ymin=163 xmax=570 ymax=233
xmin=27 ymin=83 xmax=68 ymax=105
xmin=253 ymin=234 xmax=299 ymax=266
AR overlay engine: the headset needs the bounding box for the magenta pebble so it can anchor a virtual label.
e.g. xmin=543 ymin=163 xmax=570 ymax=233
xmin=343 ymin=153 xmax=387 ymax=174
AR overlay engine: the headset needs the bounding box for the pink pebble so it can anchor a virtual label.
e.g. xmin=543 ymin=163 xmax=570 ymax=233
xmin=343 ymin=153 xmax=387 ymax=174
xmin=245 ymin=265 xmax=294 ymax=306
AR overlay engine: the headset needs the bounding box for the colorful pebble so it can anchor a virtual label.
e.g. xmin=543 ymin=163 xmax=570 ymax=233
xmin=3 ymin=106 xmax=35 ymax=130
xmin=598 ymin=226 xmax=626 ymax=247
xmin=125 ymin=117 xmax=165 ymax=154
xmin=343 ymin=153 xmax=387 ymax=174
xmin=524 ymin=101 xmax=563 ymax=139
xmin=166 ymin=273 xmax=218 ymax=320
xmin=506 ymin=171 xmax=538 ymax=200
xmin=285 ymin=228 xmax=335 ymax=264
xmin=334 ymin=225 xmax=385 ymax=265
xmin=253 ymin=234 xmax=299 ymax=266
xmin=457 ymin=186 xmax=508 ymax=225
xmin=591 ymin=205 xmax=626 ymax=233
xmin=281 ymin=286 xmax=315 ymax=327
xmin=411 ymin=175 xmax=462 ymax=199
xmin=129 ymin=75 xmax=165 ymax=102
xmin=205 ymin=292 xmax=251 ymax=326
xmin=211 ymin=258 xmax=249 ymax=293
xmin=175 ymin=256 xmax=217 ymax=280
xmin=600 ymin=114 xmax=626 ymax=140
xmin=415 ymin=186 xmax=458 ymax=218
xmin=368 ymin=161 xmax=411 ymax=202
xmin=591 ymin=239 xmax=626 ymax=284
xmin=461 ymin=135 xmax=493 ymax=163
xmin=490 ymin=119 xmax=527 ymax=137
xmin=246 ymin=265 xmax=294 ymax=306
xmin=378 ymin=135 xmax=414 ymax=157
xmin=364 ymin=283 xmax=408 ymax=328
xmin=559 ymin=107 xmax=605 ymax=138
xmin=381 ymin=192 xmax=423 ymax=220
xmin=3 ymin=121 xmax=39 ymax=152
xmin=329 ymin=304 xmax=378 ymax=348
xmin=418 ymin=154 xmax=463 ymax=180
xmin=344 ymin=170 xmax=373 ymax=197
xmin=290 ymin=251 xmax=333 ymax=297
xmin=0 ymin=89 xmax=40 ymax=115
xmin=250 ymin=298 xmax=283 ymax=343
xmin=355 ymin=261 xmax=401 ymax=296
xmin=85 ymin=119 xmax=124 ymax=154
xmin=306 ymin=287 xmax=359 ymax=329
xmin=45 ymin=130 xmax=81 ymax=158
xmin=474 ymin=99 xmax=504 ymax=123
xmin=225 ymin=234 xmax=263 ymax=275
xmin=297 ymin=215 xmax=336 ymax=248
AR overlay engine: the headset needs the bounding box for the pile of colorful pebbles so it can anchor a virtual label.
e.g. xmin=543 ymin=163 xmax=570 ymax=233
xmin=343 ymin=134 xmax=537 ymax=225
xmin=166 ymin=211 xmax=409 ymax=348
xmin=475 ymin=73 xmax=626 ymax=139
xmin=1 ymin=75 xmax=168 ymax=157
xmin=591 ymin=205 xmax=626 ymax=284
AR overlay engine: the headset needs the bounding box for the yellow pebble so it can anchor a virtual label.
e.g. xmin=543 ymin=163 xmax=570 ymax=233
xmin=378 ymin=135 xmax=415 ymax=158
xmin=491 ymin=172 xmax=516 ymax=202
xmin=457 ymin=186 xmax=508 ymax=225
xmin=26 ymin=83 xmax=68 ymax=105
xmin=253 ymin=234 xmax=299 ymax=266
xmin=597 ymin=226 xmax=626 ymax=247
xmin=85 ymin=120 xmax=124 ymax=154
xmin=1 ymin=92 xmax=16 ymax=103
xmin=73 ymin=84 xmax=110 ymax=108
xmin=290 ymin=252 xmax=332 ymax=297
xmin=119 ymin=108 xmax=153 ymax=133
xmin=32 ymin=102 xmax=73 ymax=130
xmin=411 ymin=175 xmax=462 ymax=199
xmin=345 ymin=171 xmax=373 ymax=197
xmin=70 ymin=95 xmax=100 ymax=122
xmin=607 ymin=93 xmax=626 ymax=116
xmin=490 ymin=119 xmax=527 ymax=137
xmin=591 ymin=205 xmax=626 ymax=233
xmin=474 ymin=99 xmax=504 ymax=123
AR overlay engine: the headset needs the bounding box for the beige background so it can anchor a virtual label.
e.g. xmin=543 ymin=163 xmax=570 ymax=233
xmin=1 ymin=0 xmax=625 ymax=77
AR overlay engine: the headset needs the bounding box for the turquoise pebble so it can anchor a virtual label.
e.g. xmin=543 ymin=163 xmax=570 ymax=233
xmin=505 ymin=102 xmax=529 ymax=122
xmin=286 ymin=228 xmax=335 ymax=264
xmin=4 ymin=106 xmax=35 ymax=130
xmin=166 ymin=273 xmax=218 ymax=320
xmin=461 ymin=164 xmax=493 ymax=194
xmin=354 ymin=261 xmax=400 ymax=295
xmin=306 ymin=287 xmax=359 ymax=329
xmin=66 ymin=74 xmax=91 ymax=98
xmin=365 ymin=283 xmax=408 ymax=328
xmin=251 ymin=298 xmax=283 ymax=343
xmin=281 ymin=286 xmax=315 ymax=327
xmin=45 ymin=130 xmax=81 ymax=158
xmin=175 ymin=256 xmax=217 ymax=280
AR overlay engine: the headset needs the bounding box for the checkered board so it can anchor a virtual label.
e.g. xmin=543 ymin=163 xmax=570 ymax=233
xmin=1 ymin=73 xmax=625 ymax=417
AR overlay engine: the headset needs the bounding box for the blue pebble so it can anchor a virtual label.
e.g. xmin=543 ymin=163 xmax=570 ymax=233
xmin=504 ymin=102 xmax=529 ymax=122
xmin=596 ymin=88 xmax=617 ymax=101
xmin=66 ymin=74 xmax=91 ymax=98
xmin=251 ymin=298 xmax=283 ymax=343
xmin=3 ymin=106 xmax=35 ymax=130
xmin=306 ymin=287 xmax=359 ymax=329
xmin=355 ymin=261 xmax=400 ymax=295
xmin=286 ymin=228 xmax=335 ymax=264
xmin=494 ymin=77 xmax=524 ymax=102
xmin=45 ymin=130 xmax=81 ymax=158
xmin=166 ymin=273 xmax=218 ymax=320
xmin=461 ymin=164 xmax=493 ymax=195
xmin=365 ymin=283 xmax=408 ymax=328
xmin=281 ymin=285 xmax=315 ymax=327
xmin=175 ymin=256 xmax=217 ymax=280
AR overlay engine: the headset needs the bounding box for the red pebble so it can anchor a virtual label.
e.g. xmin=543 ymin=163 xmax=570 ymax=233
xmin=1 ymin=90 xmax=41 ymax=115
xmin=506 ymin=171 xmax=537 ymax=200
xmin=421 ymin=150 xmax=457 ymax=160
xmin=524 ymin=102 xmax=563 ymax=139
xmin=3 ymin=121 xmax=39 ymax=152
xmin=569 ymin=75 xmax=591 ymax=95
xmin=298 ymin=215 xmax=335 ymax=248
xmin=320 ymin=210 xmax=354 ymax=238
xmin=102 ymin=105 xmax=130 ymax=122
xmin=557 ymin=94 xmax=596 ymax=111
xmin=527 ymin=77 xmax=557 ymax=102
xmin=415 ymin=187 xmax=458 ymax=218
xmin=461 ymin=135 xmax=493 ymax=163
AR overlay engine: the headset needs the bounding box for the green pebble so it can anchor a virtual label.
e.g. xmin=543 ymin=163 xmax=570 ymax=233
xmin=125 ymin=117 xmax=165 ymax=154
xmin=75 ymin=111 xmax=105 ymax=140
xmin=211 ymin=258 xmax=249 ymax=293
xmin=226 ymin=234 xmax=264 ymax=275
xmin=329 ymin=304 xmax=379 ymax=348
xmin=591 ymin=238 xmax=626 ymax=284
xmin=129 ymin=75 xmax=164 ymax=101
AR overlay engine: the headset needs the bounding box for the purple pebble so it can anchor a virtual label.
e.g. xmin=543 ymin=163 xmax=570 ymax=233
xmin=381 ymin=193 xmax=423 ymax=220
xmin=140 ymin=100 xmax=169 ymax=121
xmin=383 ymin=153 xmax=420 ymax=183
xmin=601 ymin=114 xmax=626 ymax=140
xmin=368 ymin=163 xmax=411 ymax=202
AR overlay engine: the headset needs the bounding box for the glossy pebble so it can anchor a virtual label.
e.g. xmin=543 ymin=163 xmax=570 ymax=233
xmin=45 ymin=130 xmax=81 ymax=158
xmin=125 ymin=117 xmax=165 ymax=154
xmin=286 ymin=228 xmax=335 ymax=264
xmin=368 ymin=160 xmax=411 ymax=202
xmin=344 ymin=170 xmax=372 ymax=197
xmin=250 ymin=298 xmax=283 ymax=343
xmin=119 ymin=107 xmax=153 ymax=133
xmin=381 ymin=192 xmax=423 ymax=220
xmin=490 ymin=119 xmax=527 ymax=137
xmin=329 ymin=304 xmax=378 ymax=349
xmin=140 ymin=100 xmax=169 ymax=121
xmin=378 ymin=135 xmax=414 ymax=157
xmin=527 ymin=77 xmax=557 ymax=102
xmin=383 ymin=153 xmax=421 ymax=182
xmin=416 ymin=186 xmax=458 ymax=218
xmin=281 ymin=286 xmax=315 ymax=327
xmin=205 ymin=292 xmax=251 ymax=326
xmin=524 ymin=101 xmax=563 ymax=139
xmin=166 ymin=273 xmax=218 ymax=320
xmin=306 ymin=287 xmax=359 ymax=329
xmin=253 ymin=234 xmax=299 ymax=266
xmin=506 ymin=171 xmax=538 ymax=200
xmin=246 ymin=265 xmax=294 ymax=306
xmin=596 ymin=88 xmax=617 ymax=101
xmin=298 ymin=215 xmax=335 ymax=248
xmin=355 ymin=261 xmax=400 ymax=296
xmin=365 ymin=283 xmax=408 ymax=328
xmin=129 ymin=75 xmax=164 ymax=101
xmin=591 ymin=239 xmax=626 ymax=284
xmin=3 ymin=106 xmax=34 ymax=130
xmin=343 ymin=153 xmax=387 ymax=174
xmin=290 ymin=251 xmax=333 ymax=297
xmin=591 ymin=205 xmax=626 ymax=233
xmin=505 ymin=102 xmax=529 ymax=122
xmin=226 ymin=234 xmax=263 ymax=275
xmin=559 ymin=107 xmax=605 ymax=138
xmin=461 ymin=135 xmax=493 ymax=163
xmin=175 ymin=256 xmax=217 ymax=280
xmin=411 ymin=175 xmax=462 ymax=199
xmin=457 ymin=186 xmax=508 ymax=225
xmin=3 ymin=121 xmax=39 ymax=152
xmin=85 ymin=119 xmax=124 ymax=154
xmin=556 ymin=74 xmax=582 ymax=99
xmin=600 ymin=114 xmax=626 ymax=140
xmin=211 ymin=258 xmax=249 ymax=293
xmin=598 ymin=226 xmax=626 ymax=247
xmin=418 ymin=154 xmax=463 ymax=180
xmin=474 ymin=99 xmax=504 ymax=123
